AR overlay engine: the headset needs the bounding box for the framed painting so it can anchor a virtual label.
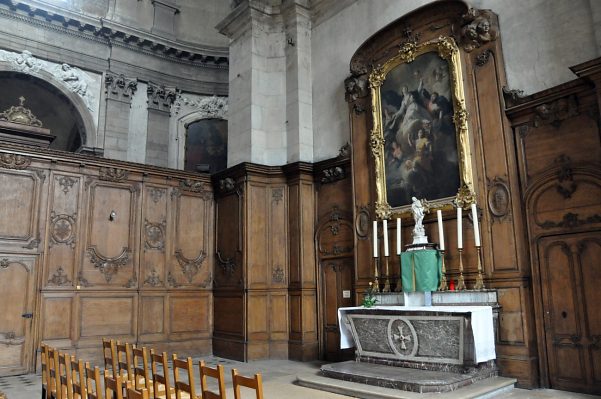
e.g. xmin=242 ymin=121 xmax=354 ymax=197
xmin=369 ymin=36 xmax=474 ymax=219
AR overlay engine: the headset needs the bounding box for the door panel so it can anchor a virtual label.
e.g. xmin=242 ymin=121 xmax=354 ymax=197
xmin=322 ymin=258 xmax=354 ymax=361
xmin=538 ymin=232 xmax=601 ymax=394
xmin=0 ymin=256 xmax=36 ymax=376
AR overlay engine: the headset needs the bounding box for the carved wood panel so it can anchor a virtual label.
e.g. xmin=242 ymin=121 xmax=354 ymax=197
xmin=141 ymin=185 xmax=168 ymax=289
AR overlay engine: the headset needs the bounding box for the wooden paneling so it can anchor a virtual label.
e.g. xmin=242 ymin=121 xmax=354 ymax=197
xmin=41 ymin=294 xmax=73 ymax=342
xmin=139 ymin=295 xmax=165 ymax=337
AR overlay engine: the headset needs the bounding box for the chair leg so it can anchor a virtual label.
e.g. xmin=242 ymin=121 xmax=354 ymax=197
xmin=41 ymin=386 xmax=46 ymax=399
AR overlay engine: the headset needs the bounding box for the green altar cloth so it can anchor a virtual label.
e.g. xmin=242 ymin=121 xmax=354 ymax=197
xmin=400 ymin=249 xmax=442 ymax=292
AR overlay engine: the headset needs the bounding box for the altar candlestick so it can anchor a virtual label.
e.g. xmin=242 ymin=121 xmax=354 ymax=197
xmin=471 ymin=203 xmax=481 ymax=247
xmin=437 ymin=210 xmax=445 ymax=251
xmin=383 ymin=219 xmax=389 ymax=257
xmin=396 ymin=218 xmax=401 ymax=255
xmin=373 ymin=220 xmax=378 ymax=258
xmin=457 ymin=207 xmax=463 ymax=249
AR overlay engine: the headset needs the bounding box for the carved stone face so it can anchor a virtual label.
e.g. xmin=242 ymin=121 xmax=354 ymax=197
xmin=477 ymin=19 xmax=490 ymax=34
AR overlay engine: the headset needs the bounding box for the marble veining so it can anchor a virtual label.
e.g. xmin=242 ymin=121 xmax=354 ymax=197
xmin=413 ymin=319 xmax=461 ymax=359
xmin=353 ymin=317 xmax=393 ymax=354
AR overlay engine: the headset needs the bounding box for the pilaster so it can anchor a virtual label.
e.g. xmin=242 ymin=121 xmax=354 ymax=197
xmin=103 ymin=72 xmax=137 ymax=161
xmin=146 ymin=82 xmax=176 ymax=167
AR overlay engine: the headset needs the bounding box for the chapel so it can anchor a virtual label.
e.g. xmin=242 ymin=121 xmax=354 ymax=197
xmin=0 ymin=0 xmax=600 ymax=397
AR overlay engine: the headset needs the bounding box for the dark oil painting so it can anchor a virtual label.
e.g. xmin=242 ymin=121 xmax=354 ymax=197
xmin=185 ymin=118 xmax=227 ymax=173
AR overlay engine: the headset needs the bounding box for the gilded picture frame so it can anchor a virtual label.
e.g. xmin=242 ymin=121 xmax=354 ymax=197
xmin=369 ymin=36 xmax=474 ymax=219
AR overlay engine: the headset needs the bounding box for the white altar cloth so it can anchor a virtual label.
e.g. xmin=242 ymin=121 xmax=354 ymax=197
xmin=338 ymin=305 xmax=496 ymax=363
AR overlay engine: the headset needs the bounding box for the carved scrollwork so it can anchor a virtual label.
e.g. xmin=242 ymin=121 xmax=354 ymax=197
xmin=147 ymin=82 xmax=177 ymax=112
xmin=0 ymin=258 xmax=10 ymax=269
xmin=175 ymin=249 xmax=207 ymax=283
xmin=77 ymin=271 xmax=91 ymax=287
xmin=0 ymin=153 xmax=31 ymax=170
xmin=554 ymin=155 xmax=578 ymax=199
xmin=105 ymin=72 xmax=137 ymax=100
xmin=539 ymin=212 xmax=601 ymax=229
xmin=321 ymin=166 xmax=345 ymax=184
xmin=48 ymin=266 xmax=71 ymax=286
xmin=179 ymin=179 xmax=213 ymax=200
xmin=216 ymin=250 xmax=236 ymax=276
xmin=533 ymin=95 xmax=578 ymax=128
xmin=167 ymin=271 xmax=181 ymax=288
xmin=144 ymin=269 xmax=163 ymax=287
xmin=144 ymin=219 xmax=166 ymax=251
xmin=87 ymin=246 xmax=131 ymax=282
xmin=272 ymin=188 xmax=283 ymax=204
xmin=487 ymin=177 xmax=511 ymax=223
xmin=218 ymin=177 xmax=243 ymax=196
xmin=57 ymin=176 xmax=78 ymax=195
xmin=99 ymin=167 xmax=129 ymax=182
xmin=502 ymin=87 xmax=527 ymax=108
xmin=125 ymin=271 xmax=137 ymax=288
xmin=148 ymin=187 xmax=165 ymax=203
xmin=454 ymin=8 xmax=498 ymax=53
xmin=344 ymin=75 xmax=369 ymax=103
xmin=272 ymin=266 xmax=285 ymax=284
xmin=49 ymin=211 xmax=77 ymax=248
xmin=475 ymin=49 xmax=493 ymax=67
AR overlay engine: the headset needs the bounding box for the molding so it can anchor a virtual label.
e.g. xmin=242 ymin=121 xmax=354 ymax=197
xmin=0 ymin=0 xmax=228 ymax=69
xmin=173 ymin=94 xmax=228 ymax=118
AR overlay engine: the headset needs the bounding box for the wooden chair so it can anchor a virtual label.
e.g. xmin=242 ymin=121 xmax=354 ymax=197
xmin=40 ymin=343 xmax=49 ymax=399
xmin=47 ymin=346 xmax=61 ymax=399
xmin=104 ymin=370 xmax=124 ymax=399
xmin=116 ymin=341 xmax=133 ymax=382
xmin=231 ymin=369 xmax=264 ymax=399
xmin=126 ymin=382 xmax=150 ymax=399
xmin=70 ymin=358 xmax=87 ymax=399
xmin=102 ymin=338 xmax=119 ymax=378
xmin=84 ymin=364 xmax=102 ymax=399
xmin=199 ymin=361 xmax=226 ymax=399
xmin=150 ymin=351 xmax=174 ymax=399
xmin=172 ymin=355 xmax=198 ymax=399
xmin=58 ymin=352 xmax=74 ymax=399
xmin=132 ymin=346 xmax=153 ymax=392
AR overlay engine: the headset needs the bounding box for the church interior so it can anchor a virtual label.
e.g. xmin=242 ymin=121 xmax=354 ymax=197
xmin=0 ymin=0 xmax=600 ymax=397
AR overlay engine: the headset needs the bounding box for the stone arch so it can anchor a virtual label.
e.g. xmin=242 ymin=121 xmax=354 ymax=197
xmin=0 ymin=61 xmax=97 ymax=151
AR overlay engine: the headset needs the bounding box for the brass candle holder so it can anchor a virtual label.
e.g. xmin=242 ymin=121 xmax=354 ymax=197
xmin=456 ymin=248 xmax=466 ymax=290
xmin=382 ymin=256 xmax=391 ymax=292
xmin=473 ymin=245 xmax=485 ymax=290
xmin=373 ymin=257 xmax=381 ymax=293
xmin=438 ymin=250 xmax=448 ymax=291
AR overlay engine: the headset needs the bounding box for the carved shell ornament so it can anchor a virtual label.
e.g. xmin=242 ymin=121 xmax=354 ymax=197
xmin=0 ymin=96 xmax=43 ymax=127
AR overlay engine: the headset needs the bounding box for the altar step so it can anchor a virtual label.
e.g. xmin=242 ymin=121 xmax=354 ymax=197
xmin=296 ymin=362 xmax=516 ymax=399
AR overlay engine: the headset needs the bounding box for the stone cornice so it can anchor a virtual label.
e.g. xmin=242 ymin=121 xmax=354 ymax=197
xmin=0 ymin=0 xmax=229 ymax=69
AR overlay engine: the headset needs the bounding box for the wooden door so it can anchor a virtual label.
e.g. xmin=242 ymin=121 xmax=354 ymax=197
xmin=321 ymin=258 xmax=354 ymax=362
xmin=538 ymin=232 xmax=601 ymax=394
xmin=0 ymin=256 xmax=37 ymax=376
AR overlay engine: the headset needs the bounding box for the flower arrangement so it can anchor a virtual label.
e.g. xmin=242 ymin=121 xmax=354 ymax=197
xmin=361 ymin=281 xmax=378 ymax=308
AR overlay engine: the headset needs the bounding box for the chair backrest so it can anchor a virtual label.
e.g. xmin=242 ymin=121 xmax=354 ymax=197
xmin=40 ymin=343 xmax=50 ymax=399
xmin=116 ymin=341 xmax=133 ymax=382
xmin=132 ymin=345 xmax=153 ymax=391
xmin=231 ymin=369 xmax=264 ymax=399
xmin=102 ymin=338 xmax=118 ymax=378
xmin=47 ymin=346 xmax=62 ymax=399
xmin=58 ymin=352 xmax=74 ymax=399
xmin=150 ymin=351 xmax=172 ymax=399
xmin=84 ymin=363 xmax=102 ymax=399
xmin=199 ymin=361 xmax=226 ymax=399
xmin=70 ymin=357 xmax=87 ymax=399
xmin=172 ymin=354 xmax=197 ymax=399
xmin=126 ymin=383 xmax=150 ymax=399
xmin=104 ymin=370 xmax=124 ymax=399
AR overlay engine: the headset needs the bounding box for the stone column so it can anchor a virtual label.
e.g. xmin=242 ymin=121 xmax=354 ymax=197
xmin=146 ymin=82 xmax=176 ymax=167
xmin=283 ymin=0 xmax=313 ymax=163
xmin=103 ymin=72 xmax=137 ymax=161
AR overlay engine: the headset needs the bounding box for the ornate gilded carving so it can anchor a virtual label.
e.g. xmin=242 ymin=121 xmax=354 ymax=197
xmin=455 ymin=8 xmax=498 ymax=52
xmin=175 ymin=249 xmax=207 ymax=283
xmin=533 ymin=95 xmax=579 ymax=128
xmin=57 ymin=176 xmax=78 ymax=195
xmin=453 ymin=185 xmax=477 ymax=209
xmin=48 ymin=266 xmax=71 ymax=286
xmin=0 ymin=153 xmax=31 ymax=170
xmin=216 ymin=250 xmax=236 ymax=276
xmin=355 ymin=205 xmax=371 ymax=239
xmin=487 ymin=177 xmax=511 ymax=223
xmin=272 ymin=188 xmax=283 ymax=204
xmin=179 ymin=179 xmax=213 ymax=200
xmin=144 ymin=219 xmax=166 ymax=251
xmin=144 ymin=269 xmax=163 ymax=287
xmin=272 ymin=266 xmax=285 ymax=284
xmin=539 ymin=212 xmax=601 ymax=229
xmin=148 ymin=187 xmax=165 ymax=203
xmin=0 ymin=96 xmax=43 ymax=127
xmin=99 ymin=167 xmax=129 ymax=182
xmin=49 ymin=211 xmax=77 ymax=248
xmin=554 ymin=155 xmax=578 ymax=199
xmin=147 ymin=82 xmax=176 ymax=111
xmin=321 ymin=166 xmax=345 ymax=184
xmin=87 ymin=246 xmax=131 ymax=282
xmin=369 ymin=36 xmax=474 ymax=218
xmin=344 ymin=75 xmax=369 ymax=103
xmin=104 ymin=72 xmax=137 ymax=100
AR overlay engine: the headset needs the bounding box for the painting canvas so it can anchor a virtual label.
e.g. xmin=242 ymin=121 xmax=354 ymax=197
xmin=185 ymin=118 xmax=228 ymax=173
xmin=380 ymin=51 xmax=460 ymax=209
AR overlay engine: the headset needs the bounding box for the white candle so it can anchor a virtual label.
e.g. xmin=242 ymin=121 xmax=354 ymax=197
xmin=437 ymin=210 xmax=445 ymax=251
xmin=396 ymin=218 xmax=401 ymax=255
xmin=373 ymin=220 xmax=378 ymax=258
xmin=383 ymin=219 xmax=389 ymax=256
xmin=457 ymin=206 xmax=463 ymax=249
xmin=471 ymin=203 xmax=481 ymax=247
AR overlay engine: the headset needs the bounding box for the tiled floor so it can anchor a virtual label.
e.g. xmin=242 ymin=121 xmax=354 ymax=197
xmin=0 ymin=357 xmax=599 ymax=399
